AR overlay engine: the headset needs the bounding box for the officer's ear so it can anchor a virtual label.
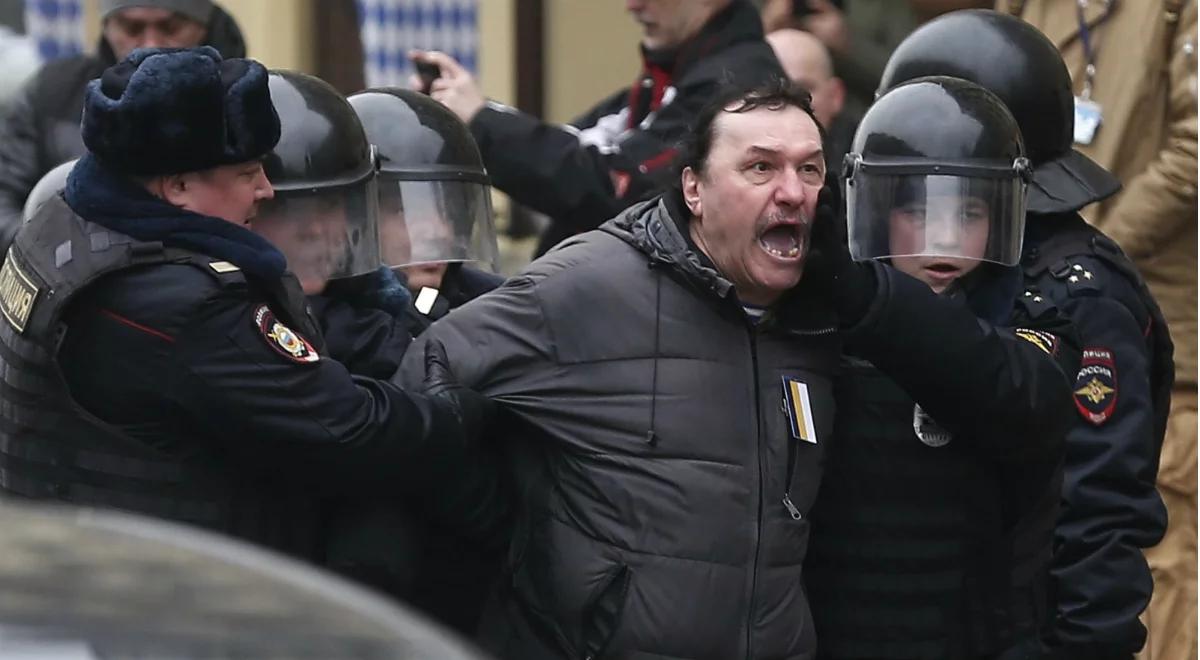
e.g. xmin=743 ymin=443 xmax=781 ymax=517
xmin=152 ymin=173 xmax=192 ymax=208
xmin=681 ymin=166 xmax=703 ymax=218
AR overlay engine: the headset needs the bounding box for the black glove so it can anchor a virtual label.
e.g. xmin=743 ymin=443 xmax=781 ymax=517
xmin=416 ymin=339 xmax=508 ymax=546
xmin=804 ymin=182 xmax=877 ymax=327
xmin=421 ymin=338 xmax=494 ymax=444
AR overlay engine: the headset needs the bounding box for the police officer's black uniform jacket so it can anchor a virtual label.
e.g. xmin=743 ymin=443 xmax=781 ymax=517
xmin=1021 ymin=212 xmax=1174 ymax=659
xmin=806 ymin=265 xmax=1079 ymax=659
xmin=0 ymin=159 xmax=506 ymax=561
xmin=312 ymin=266 xmax=506 ymax=634
xmin=398 ymin=194 xmax=1078 ymax=660
xmin=468 ymin=0 xmax=783 ymax=256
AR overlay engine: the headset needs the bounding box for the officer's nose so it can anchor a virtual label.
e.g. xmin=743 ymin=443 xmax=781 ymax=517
xmin=926 ymin=210 xmax=960 ymax=248
xmin=255 ymin=171 xmax=275 ymax=201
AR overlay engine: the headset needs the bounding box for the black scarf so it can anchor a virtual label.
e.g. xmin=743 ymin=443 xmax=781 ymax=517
xmin=64 ymin=154 xmax=287 ymax=281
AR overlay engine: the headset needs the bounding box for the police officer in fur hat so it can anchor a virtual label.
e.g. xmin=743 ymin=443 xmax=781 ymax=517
xmin=0 ymin=47 xmax=507 ymax=564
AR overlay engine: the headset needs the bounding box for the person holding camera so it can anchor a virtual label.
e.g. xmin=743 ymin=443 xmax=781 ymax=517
xmin=410 ymin=0 xmax=783 ymax=256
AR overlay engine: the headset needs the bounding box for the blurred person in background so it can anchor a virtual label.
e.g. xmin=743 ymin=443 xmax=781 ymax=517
xmin=995 ymin=3 xmax=1198 ymax=660
xmin=758 ymin=0 xmax=991 ymax=108
xmin=411 ymin=0 xmax=784 ymax=257
xmin=0 ymin=24 xmax=39 ymax=117
xmin=0 ymin=0 xmax=246 ymax=256
xmin=765 ymin=27 xmax=861 ymax=173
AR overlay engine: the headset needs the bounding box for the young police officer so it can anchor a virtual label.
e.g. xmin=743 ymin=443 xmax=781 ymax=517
xmin=878 ymin=12 xmax=1176 ymax=658
xmin=805 ymin=75 xmax=1069 ymax=660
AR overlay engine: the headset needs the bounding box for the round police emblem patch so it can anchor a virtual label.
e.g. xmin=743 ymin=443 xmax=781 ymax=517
xmin=913 ymin=404 xmax=952 ymax=447
xmin=254 ymin=305 xmax=319 ymax=364
xmin=1074 ymin=347 xmax=1118 ymax=425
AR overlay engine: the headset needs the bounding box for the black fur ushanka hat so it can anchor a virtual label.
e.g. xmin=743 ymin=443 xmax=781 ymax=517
xmin=82 ymin=46 xmax=280 ymax=176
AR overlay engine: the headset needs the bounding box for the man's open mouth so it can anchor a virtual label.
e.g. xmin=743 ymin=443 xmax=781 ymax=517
xmin=758 ymin=223 xmax=803 ymax=260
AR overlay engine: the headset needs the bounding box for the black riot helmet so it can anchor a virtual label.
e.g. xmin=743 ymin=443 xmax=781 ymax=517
xmin=348 ymin=87 xmax=498 ymax=274
xmin=253 ymin=71 xmax=380 ymax=294
xmin=877 ymin=9 xmax=1120 ymax=215
xmin=845 ymin=76 xmax=1032 ymax=267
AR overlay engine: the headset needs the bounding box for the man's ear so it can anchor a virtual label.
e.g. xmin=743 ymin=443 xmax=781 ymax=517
xmin=153 ymin=173 xmax=190 ymax=207
xmin=681 ymin=166 xmax=703 ymax=218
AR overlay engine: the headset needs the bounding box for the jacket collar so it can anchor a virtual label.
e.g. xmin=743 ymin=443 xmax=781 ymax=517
xmin=602 ymin=192 xmax=839 ymax=332
xmin=63 ymin=153 xmax=287 ymax=281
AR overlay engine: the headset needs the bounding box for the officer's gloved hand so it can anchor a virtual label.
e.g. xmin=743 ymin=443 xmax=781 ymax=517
xmin=421 ymin=339 xmax=493 ymax=443
xmin=323 ymin=266 xmax=413 ymax=318
xmin=804 ymin=183 xmax=877 ymax=327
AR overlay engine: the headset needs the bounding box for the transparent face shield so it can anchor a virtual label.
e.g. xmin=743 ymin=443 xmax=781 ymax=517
xmin=377 ymin=177 xmax=499 ymax=273
xmin=845 ymin=168 xmax=1028 ymax=266
xmin=251 ymin=178 xmax=381 ymax=294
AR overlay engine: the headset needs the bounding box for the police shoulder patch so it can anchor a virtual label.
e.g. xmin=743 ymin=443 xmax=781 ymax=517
xmin=1014 ymin=327 xmax=1059 ymax=356
xmin=254 ymin=305 xmax=319 ymax=364
xmin=0 ymin=249 xmax=41 ymax=333
xmin=1073 ymin=347 xmax=1118 ymax=425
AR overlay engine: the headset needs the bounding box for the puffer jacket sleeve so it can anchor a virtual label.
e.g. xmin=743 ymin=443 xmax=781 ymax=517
xmin=397 ymin=274 xmax=555 ymax=402
xmin=1099 ymin=2 xmax=1198 ymax=260
xmin=846 ymin=263 xmax=1082 ymax=462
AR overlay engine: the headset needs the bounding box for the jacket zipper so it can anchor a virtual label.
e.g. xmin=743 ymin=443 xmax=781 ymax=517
xmin=783 ymin=436 xmax=802 ymax=521
xmin=744 ymin=328 xmax=764 ymax=660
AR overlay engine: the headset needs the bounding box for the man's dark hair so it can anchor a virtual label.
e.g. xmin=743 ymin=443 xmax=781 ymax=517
xmin=674 ymin=76 xmax=825 ymax=182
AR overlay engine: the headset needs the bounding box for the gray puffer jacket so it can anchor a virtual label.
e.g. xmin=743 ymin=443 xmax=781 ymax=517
xmin=402 ymin=197 xmax=841 ymax=659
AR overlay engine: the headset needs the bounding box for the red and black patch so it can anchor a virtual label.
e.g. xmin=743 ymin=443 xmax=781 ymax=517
xmin=1073 ymin=347 xmax=1118 ymax=425
xmin=254 ymin=305 xmax=319 ymax=364
xmin=1014 ymin=328 xmax=1059 ymax=356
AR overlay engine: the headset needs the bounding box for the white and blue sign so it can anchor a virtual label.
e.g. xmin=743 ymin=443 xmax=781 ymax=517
xmin=357 ymin=0 xmax=479 ymax=88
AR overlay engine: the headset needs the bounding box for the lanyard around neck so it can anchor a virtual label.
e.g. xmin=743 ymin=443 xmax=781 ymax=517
xmin=1075 ymin=0 xmax=1117 ymax=100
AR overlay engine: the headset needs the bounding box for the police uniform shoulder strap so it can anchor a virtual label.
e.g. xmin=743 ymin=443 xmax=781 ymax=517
xmin=175 ymin=254 xmax=250 ymax=289
xmin=8 ymin=200 xmax=238 ymax=339
xmin=1020 ymin=220 xmax=1097 ymax=279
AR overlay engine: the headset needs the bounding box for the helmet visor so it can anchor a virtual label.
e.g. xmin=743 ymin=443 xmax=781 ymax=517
xmin=377 ymin=178 xmax=499 ymax=272
xmin=846 ymin=174 xmax=1026 ymax=266
xmin=251 ymin=179 xmax=381 ymax=294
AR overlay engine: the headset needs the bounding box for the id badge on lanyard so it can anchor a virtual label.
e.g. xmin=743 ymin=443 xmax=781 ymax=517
xmin=1073 ymin=0 xmax=1112 ymax=145
xmin=1074 ymin=94 xmax=1103 ymax=145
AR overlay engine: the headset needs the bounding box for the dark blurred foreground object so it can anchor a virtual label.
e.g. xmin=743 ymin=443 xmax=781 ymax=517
xmin=0 ymin=498 xmax=490 ymax=660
